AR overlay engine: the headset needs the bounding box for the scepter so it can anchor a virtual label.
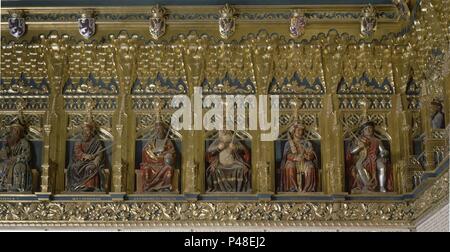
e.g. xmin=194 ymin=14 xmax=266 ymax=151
xmin=340 ymin=119 xmax=371 ymax=186
xmin=340 ymin=119 xmax=363 ymax=144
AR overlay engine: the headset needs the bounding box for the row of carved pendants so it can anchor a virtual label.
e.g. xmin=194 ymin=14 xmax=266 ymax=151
xmin=7 ymin=1 xmax=410 ymax=40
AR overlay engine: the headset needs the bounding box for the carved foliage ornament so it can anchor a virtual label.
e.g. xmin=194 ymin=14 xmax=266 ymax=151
xmin=78 ymin=11 xmax=96 ymax=39
xmin=0 ymin=169 xmax=447 ymax=224
xmin=1 ymin=74 xmax=49 ymax=95
xmin=63 ymin=74 xmax=118 ymax=95
xmin=149 ymin=5 xmax=167 ymax=40
xmin=289 ymin=10 xmax=307 ymax=39
xmin=361 ymin=5 xmax=377 ymax=38
xmin=8 ymin=12 xmax=26 ymax=38
xmin=219 ymin=4 xmax=237 ymax=39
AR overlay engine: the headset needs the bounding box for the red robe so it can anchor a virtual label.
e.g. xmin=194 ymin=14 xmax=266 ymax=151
xmin=279 ymin=140 xmax=317 ymax=192
xmin=140 ymin=139 xmax=176 ymax=192
xmin=346 ymin=136 xmax=394 ymax=193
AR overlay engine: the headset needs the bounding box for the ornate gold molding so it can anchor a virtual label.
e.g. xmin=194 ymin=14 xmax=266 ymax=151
xmin=0 ymin=0 xmax=449 ymax=228
xmin=0 ymin=170 xmax=446 ymax=227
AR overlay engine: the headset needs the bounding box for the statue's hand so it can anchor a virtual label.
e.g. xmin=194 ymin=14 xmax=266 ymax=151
xmin=357 ymin=137 xmax=368 ymax=148
xmin=82 ymin=154 xmax=94 ymax=161
xmin=8 ymin=156 xmax=17 ymax=165
xmin=304 ymin=151 xmax=315 ymax=161
xmin=217 ymin=142 xmax=225 ymax=150
xmin=294 ymin=154 xmax=303 ymax=162
xmin=93 ymin=157 xmax=101 ymax=167
xmin=362 ymin=137 xmax=370 ymax=146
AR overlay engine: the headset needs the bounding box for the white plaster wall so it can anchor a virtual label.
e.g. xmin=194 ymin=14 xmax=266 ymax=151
xmin=415 ymin=203 xmax=449 ymax=232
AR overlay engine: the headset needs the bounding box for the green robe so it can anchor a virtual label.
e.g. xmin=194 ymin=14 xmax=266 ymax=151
xmin=0 ymin=138 xmax=32 ymax=192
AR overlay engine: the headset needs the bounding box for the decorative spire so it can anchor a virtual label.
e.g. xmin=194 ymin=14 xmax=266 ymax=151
xmin=359 ymin=97 xmax=369 ymax=123
xmin=290 ymin=100 xmax=299 ymax=124
xmin=10 ymin=99 xmax=27 ymax=131
xmin=152 ymin=98 xmax=164 ymax=125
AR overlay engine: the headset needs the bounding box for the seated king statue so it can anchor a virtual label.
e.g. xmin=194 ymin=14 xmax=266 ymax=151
xmin=206 ymin=130 xmax=251 ymax=192
xmin=279 ymin=123 xmax=318 ymax=192
xmin=0 ymin=119 xmax=32 ymax=192
xmin=139 ymin=119 xmax=176 ymax=192
xmin=66 ymin=116 xmax=105 ymax=192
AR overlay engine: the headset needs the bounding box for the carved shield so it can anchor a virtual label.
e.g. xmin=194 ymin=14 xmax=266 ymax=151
xmin=289 ymin=15 xmax=306 ymax=38
xmin=361 ymin=17 xmax=377 ymax=37
xmin=78 ymin=16 xmax=96 ymax=39
xmin=149 ymin=17 xmax=166 ymax=40
xmin=219 ymin=17 xmax=235 ymax=39
xmin=8 ymin=16 xmax=26 ymax=38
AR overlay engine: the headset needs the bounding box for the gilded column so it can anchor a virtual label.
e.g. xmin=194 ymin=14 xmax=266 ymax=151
xmin=321 ymin=37 xmax=346 ymax=194
xmin=181 ymin=36 xmax=206 ymax=196
xmin=250 ymin=33 xmax=277 ymax=196
xmin=389 ymin=94 xmax=410 ymax=193
xmin=420 ymin=87 xmax=435 ymax=171
xmin=110 ymin=33 xmax=139 ymax=195
xmin=321 ymin=94 xmax=344 ymax=193
xmin=40 ymin=34 xmax=69 ymax=196
xmin=390 ymin=46 xmax=412 ymax=194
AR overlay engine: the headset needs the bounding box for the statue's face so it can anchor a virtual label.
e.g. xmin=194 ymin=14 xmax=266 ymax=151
xmin=293 ymin=127 xmax=304 ymax=139
xmin=218 ymin=131 xmax=232 ymax=141
xmin=432 ymin=103 xmax=441 ymax=114
xmin=155 ymin=125 xmax=166 ymax=139
xmin=82 ymin=126 xmax=94 ymax=142
xmin=9 ymin=126 xmax=22 ymax=143
xmin=10 ymin=127 xmax=19 ymax=137
xmin=363 ymin=126 xmax=374 ymax=137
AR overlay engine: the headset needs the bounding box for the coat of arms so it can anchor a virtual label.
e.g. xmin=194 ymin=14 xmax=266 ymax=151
xmin=219 ymin=4 xmax=237 ymax=39
xmin=149 ymin=5 xmax=167 ymax=40
xmin=8 ymin=12 xmax=26 ymax=38
xmin=289 ymin=10 xmax=307 ymax=38
xmin=361 ymin=4 xmax=377 ymax=38
xmin=78 ymin=12 xmax=96 ymax=39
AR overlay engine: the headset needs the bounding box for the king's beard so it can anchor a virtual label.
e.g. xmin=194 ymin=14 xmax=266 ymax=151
xmin=7 ymin=134 xmax=20 ymax=147
xmin=82 ymin=134 xmax=92 ymax=142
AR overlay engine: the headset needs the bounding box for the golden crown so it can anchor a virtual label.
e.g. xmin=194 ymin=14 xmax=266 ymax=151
xmin=151 ymin=4 xmax=166 ymax=18
xmin=219 ymin=4 xmax=236 ymax=18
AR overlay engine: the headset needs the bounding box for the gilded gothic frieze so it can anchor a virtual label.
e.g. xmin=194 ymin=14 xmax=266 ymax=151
xmin=0 ymin=170 xmax=447 ymax=226
xmin=0 ymin=0 xmax=449 ymax=227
